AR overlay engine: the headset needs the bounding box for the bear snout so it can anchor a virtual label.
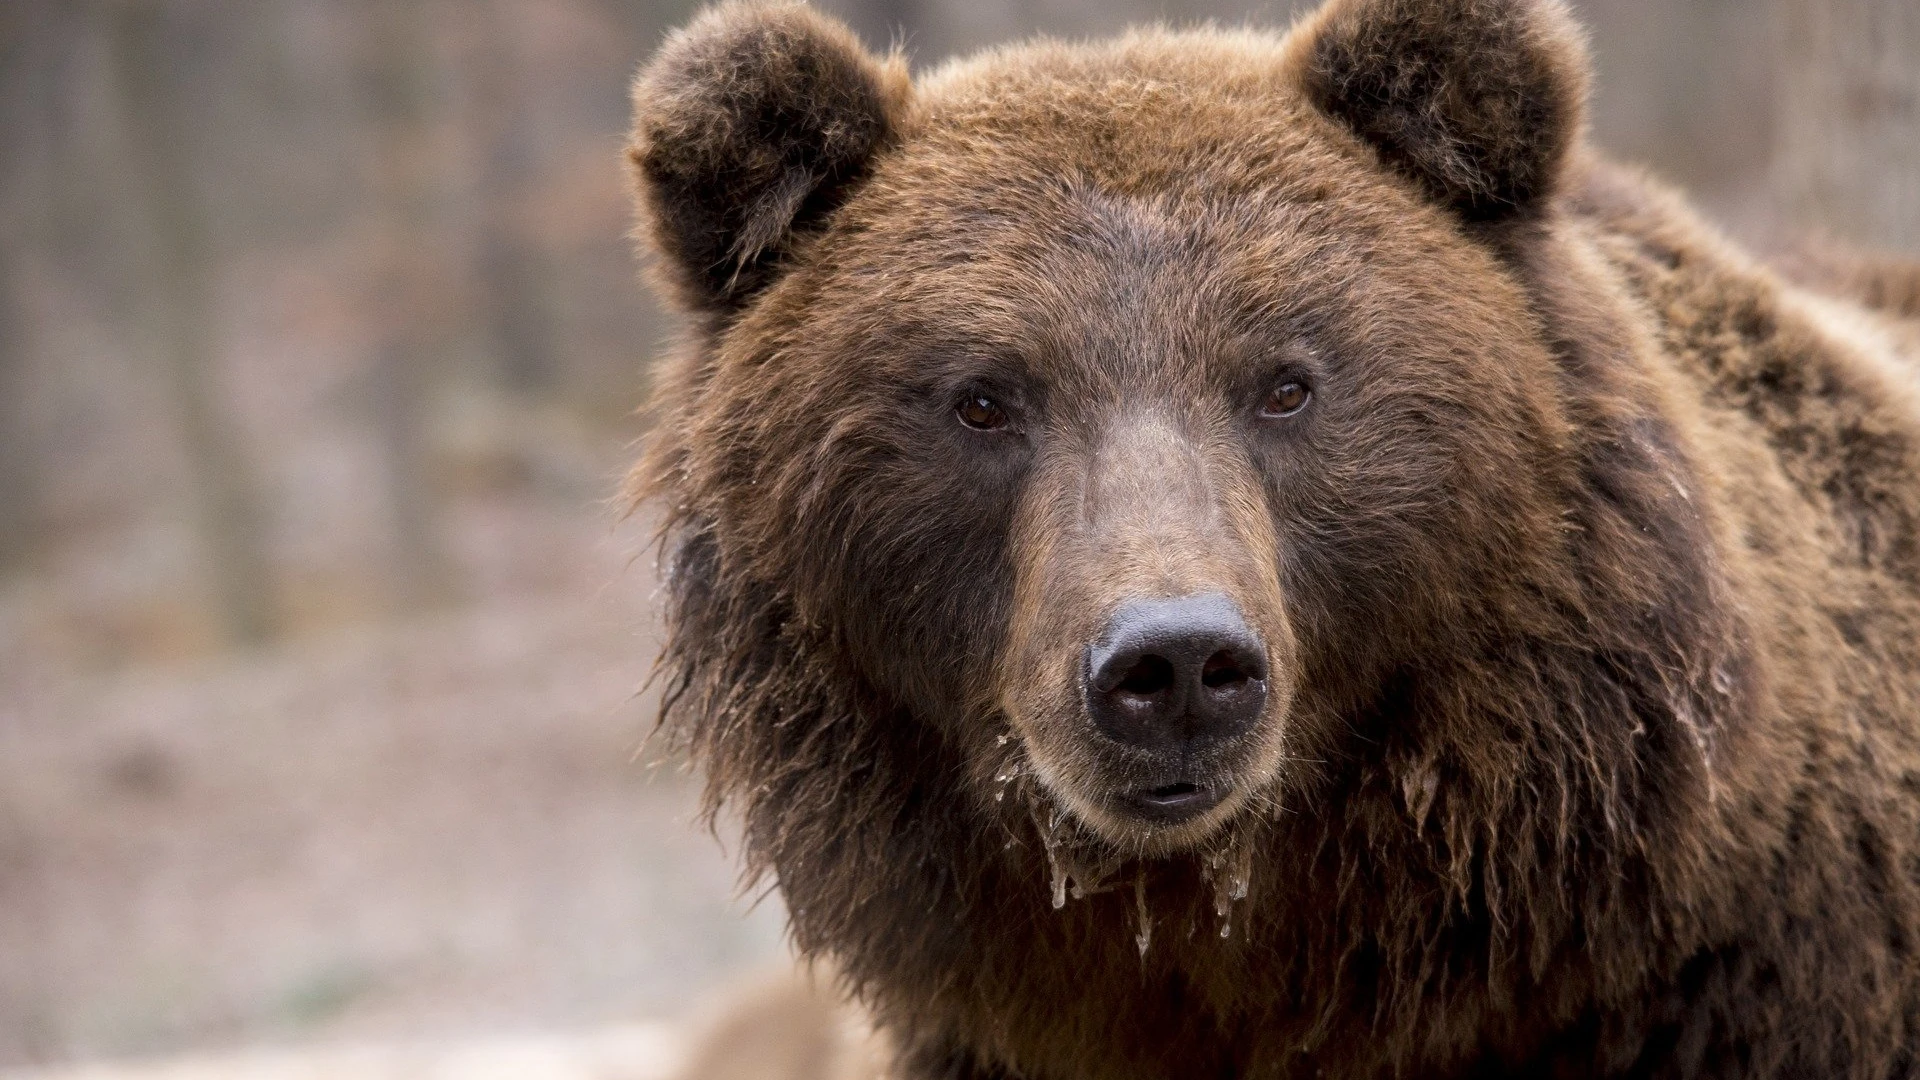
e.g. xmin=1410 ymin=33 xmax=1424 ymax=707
xmin=1084 ymin=592 xmax=1269 ymax=759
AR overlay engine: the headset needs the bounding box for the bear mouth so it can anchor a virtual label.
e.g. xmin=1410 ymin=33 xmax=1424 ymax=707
xmin=1120 ymin=781 xmax=1224 ymax=824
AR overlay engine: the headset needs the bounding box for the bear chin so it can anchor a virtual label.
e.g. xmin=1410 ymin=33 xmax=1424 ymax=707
xmin=1043 ymin=774 xmax=1250 ymax=855
xmin=1015 ymin=734 xmax=1288 ymax=856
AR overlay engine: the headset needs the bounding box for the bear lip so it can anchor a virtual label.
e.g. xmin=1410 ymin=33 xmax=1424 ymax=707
xmin=1121 ymin=781 xmax=1224 ymax=824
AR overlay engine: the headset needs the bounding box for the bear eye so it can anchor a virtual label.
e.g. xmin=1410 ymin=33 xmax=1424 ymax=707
xmin=957 ymin=393 xmax=1010 ymax=431
xmin=1259 ymin=381 xmax=1311 ymax=419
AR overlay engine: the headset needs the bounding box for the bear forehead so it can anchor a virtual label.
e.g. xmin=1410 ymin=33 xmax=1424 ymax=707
xmin=773 ymin=155 xmax=1508 ymax=383
xmin=769 ymin=31 xmax=1487 ymax=324
xmin=898 ymin=29 xmax=1381 ymax=199
xmin=917 ymin=28 xmax=1310 ymax=129
xmin=708 ymin=27 xmax=1546 ymax=404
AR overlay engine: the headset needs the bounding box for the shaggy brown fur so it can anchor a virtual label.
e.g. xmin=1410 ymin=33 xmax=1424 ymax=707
xmin=625 ymin=0 xmax=1920 ymax=1076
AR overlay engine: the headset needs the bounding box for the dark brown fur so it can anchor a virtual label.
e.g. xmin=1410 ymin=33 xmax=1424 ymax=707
xmin=625 ymin=2 xmax=1920 ymax=1076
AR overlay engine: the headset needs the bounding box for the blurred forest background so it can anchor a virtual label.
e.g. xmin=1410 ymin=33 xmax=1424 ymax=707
xmin=0 ymin=0 xmax=1914 ymax=1072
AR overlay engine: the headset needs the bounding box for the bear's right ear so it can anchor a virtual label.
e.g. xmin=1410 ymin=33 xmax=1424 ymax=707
xmin=628 ymin=3 xmax=909 ymax=314
xmin=1290 ymin=0 xmax=1589 ymax=222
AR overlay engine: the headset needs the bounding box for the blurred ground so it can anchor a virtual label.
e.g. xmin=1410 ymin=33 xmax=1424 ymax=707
xmin=0 ymin=1024 xmax=686 ymax=1080
xmin=0 ymin=485 xmax=787 ymax=1068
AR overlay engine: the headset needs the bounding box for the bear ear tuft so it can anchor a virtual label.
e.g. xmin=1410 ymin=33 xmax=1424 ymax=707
xmin=629 ymin=2 xmax=909 ymax=313
xmin=1293 ymin=0 xmax=1590 ymax=222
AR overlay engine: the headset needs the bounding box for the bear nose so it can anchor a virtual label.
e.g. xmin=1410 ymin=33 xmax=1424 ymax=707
xmin=1084 ymin=593 xmax=1268 ymax=753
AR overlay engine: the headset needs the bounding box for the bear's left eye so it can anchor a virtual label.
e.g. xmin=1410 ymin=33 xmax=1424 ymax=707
xmin=1259 ymin=381 xmax=1312 ymax=419
xmin=957 ymin=394 xmax=1011 ymax=431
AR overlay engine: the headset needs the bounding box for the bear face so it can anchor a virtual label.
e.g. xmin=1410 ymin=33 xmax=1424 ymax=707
xmin=632 ymin=0 xmax=1601 ymax=854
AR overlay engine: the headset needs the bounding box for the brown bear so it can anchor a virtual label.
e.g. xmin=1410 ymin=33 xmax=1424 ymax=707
xmin=624 ymin=0 xmax=1920 ymax=1075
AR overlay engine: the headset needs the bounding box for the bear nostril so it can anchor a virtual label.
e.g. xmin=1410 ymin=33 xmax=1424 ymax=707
xmin=1116 ymin=655 xmax=1177 ymax=696
xmin=1200 ymin=650 xmax=1249 ymax=689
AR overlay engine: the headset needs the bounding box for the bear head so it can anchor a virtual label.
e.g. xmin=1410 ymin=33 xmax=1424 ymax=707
xmin=627 ymin=0 xmax=1723 ymax=869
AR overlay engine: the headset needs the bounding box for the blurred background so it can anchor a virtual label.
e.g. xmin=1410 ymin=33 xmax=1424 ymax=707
xmin=0 ymin=0 xmax=1913 ymax=1072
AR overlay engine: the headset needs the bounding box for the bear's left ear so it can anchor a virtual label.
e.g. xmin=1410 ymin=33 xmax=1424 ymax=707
xmin=1291 ymin=0 xmax=1589 ymax=222
xmin=629 ymin=2 xmax=910 ymax=314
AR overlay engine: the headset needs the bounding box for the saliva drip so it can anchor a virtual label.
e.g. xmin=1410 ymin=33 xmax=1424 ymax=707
xmin=1134 ymin=872 xmax=1153 ymax=959
xmin=1203 ymin=830 xmax=1257 ymax=940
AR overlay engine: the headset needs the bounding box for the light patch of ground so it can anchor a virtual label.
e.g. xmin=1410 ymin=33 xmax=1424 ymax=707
xmin=0 ymin=498 xmax=788 ymax=1070
xmin=0 ymin=1024 xmax=685 ymax=1080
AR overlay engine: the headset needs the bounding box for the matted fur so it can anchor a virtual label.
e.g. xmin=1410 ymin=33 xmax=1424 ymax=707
xmin=626 ymin=1 xmax=1920 ymax=1076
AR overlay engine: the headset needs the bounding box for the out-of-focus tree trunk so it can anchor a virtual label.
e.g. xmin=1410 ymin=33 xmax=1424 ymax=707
xmin=110 ymin=0 xmax=277 ymax=645
xmin=473 ymin=6 xmax=556 ymax=397
xmin=1771 ymin=0 xmax=1920 ymax=254
xmin=0 ymin=3 xmax=39 ymax=576
xmin=0 ymin=252 xmax=32 ymax=577
xmin=366 ymin=0 xmax=458 ymax=611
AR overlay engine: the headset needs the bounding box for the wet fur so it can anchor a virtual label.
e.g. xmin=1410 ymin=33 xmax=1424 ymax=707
xmin=627 ymin=2 xmax=1920 ymax=1076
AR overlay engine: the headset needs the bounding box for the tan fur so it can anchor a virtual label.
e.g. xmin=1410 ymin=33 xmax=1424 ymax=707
xmin=1778 ymin=238 xmax=1920 ymax=322
xmin=627 ymin=1 xmax=1920 ymax=1076
xmin=672 ymin=968 xmax=891 ymax=1080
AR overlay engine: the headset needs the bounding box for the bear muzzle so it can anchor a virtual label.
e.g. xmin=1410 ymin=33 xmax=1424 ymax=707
xmin=1084 ymin=592 xmax=1269 ymax=824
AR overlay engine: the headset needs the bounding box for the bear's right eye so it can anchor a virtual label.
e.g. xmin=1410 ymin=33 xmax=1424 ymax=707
xmin=957 ymin=394 xmax=1010 ymax=431
xmin=1259 ymin=381 xmax=1312 ymax=419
